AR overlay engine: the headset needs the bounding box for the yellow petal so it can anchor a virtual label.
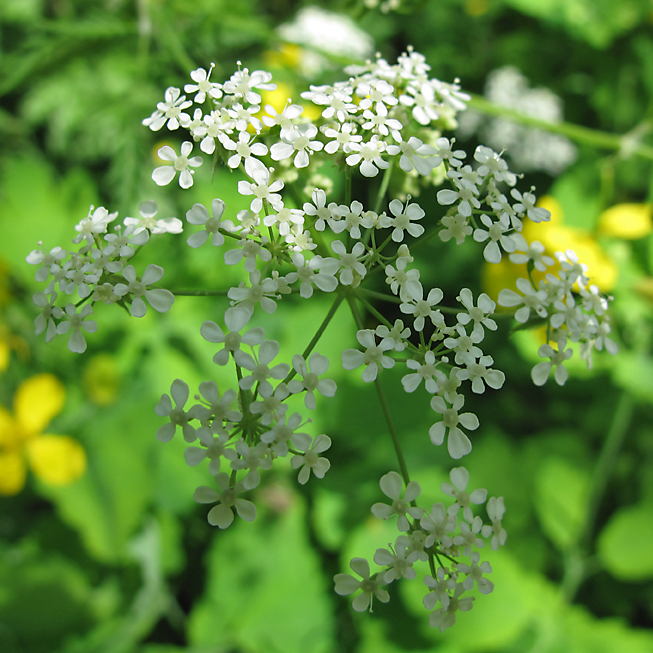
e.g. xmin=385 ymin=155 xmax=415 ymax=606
xmin=0 ymin=405 xmax=23 ymax=448
xmin=14 ymin=374 xmax=65 ymax=436
xmin=0 ymin=450 xmax=26 ymax=494
xmin=27 ymin=434 xmax=87 ymax=486
xmin=598 ymin=203 xmax=653 ymax=239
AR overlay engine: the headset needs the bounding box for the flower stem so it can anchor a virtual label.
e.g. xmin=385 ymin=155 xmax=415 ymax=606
xmin=346 ymin=295 xmax=412 ymax=487
xmin=468 ymin=95 xmax=653 ymax=161
xmin=282 ymin=293 xmax=345 ymax=385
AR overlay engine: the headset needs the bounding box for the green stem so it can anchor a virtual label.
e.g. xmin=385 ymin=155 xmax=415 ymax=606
xmin=282 ymin=293 xmax=345 ymax=385
xmin=346 ymin=295 xmax=412 ymax=487
xmin=468 ymin=95 xmax=653 ymax=161
xmin=561 ymin=390 xmax=635 ymax=602
xmin=373 ymin=158 xmax=395 ymax=215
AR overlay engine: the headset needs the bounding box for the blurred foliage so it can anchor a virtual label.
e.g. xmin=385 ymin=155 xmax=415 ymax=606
xmin=1 ymin=0 xmax=653 ymax=652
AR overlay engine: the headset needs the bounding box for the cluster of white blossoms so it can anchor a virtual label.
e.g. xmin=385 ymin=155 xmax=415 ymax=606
xmin=335 ymin=468 xmax=505 ymax=630
xmin=27 ymin=47 xmax=617 ymax=631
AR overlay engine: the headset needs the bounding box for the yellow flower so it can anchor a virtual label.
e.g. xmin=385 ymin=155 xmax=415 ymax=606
xmin=0 ymin=374 xmax=86 ymax=495
xmin=598 ymin=203 xmax=653 ymax=240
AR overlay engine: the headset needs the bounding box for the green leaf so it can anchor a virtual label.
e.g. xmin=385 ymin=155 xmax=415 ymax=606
xmin=188 ymin=491 xmax=334 ymax=653
xmin=534 ymin=457 xmax=590 ymax=550
xmin=37 ymin=397 xmax=157 ymax=563
xmin=597 ymin=500 xmax=653 ymax=580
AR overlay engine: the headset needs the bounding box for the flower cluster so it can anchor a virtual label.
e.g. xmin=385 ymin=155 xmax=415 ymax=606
xmin=27 ymin=47 xmax=618 ymax=633
xmin=336 ymin=468 xmax=505 ymax=630
xmin=26 ymin=203 xmax=178 ymax=352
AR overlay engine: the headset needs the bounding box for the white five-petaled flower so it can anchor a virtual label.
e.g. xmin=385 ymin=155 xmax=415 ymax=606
xmin=482 ymin=496 xmax=507 ymax=550
xmin=227 ymin=270 xmax=279 ymax=315
xmin=142 ymin=86 xmax=192 ymax=131
xmin=201 ymin=306 xmax=264 ymax=366
xmin=429 ymin=395 xmax=479 ymax=459
xmin=400 ymin=285 xmax=444 ymax=332
xmin=334 ymin=558 xmax=390 ymax=612
xmin=154 ymin=379 xmax=197 ymax=443
xmin=152 ymin=142 xmax=203 ymax=189
xmin=270 ymin=123 xmax=324 ymax=169
xmin=186 ymin=199 xmax=229 ymax=248
xmin=184 ymin=64 xmax=223 ymax=103
xmin=402 ymin=350 xmax=441 ymax=393
xmin=331 ymin=240 xmax=368 ymax=286
xmin=341 ymin=329 xmax=395 ymax=383
xmin=287 ymin=353 xmax=337 ymax=409
xmin=72 ymin=205 xmax=118 ymax=244
xmin=531 ymin=338 xmax=573 ymax=386
xmin=291 ymin=433 xmax=332 ymax=484
xmin=441 ymin=466 xmax=487 ymax=522
xmin=387 ymin=197 xmax=425 ymax=242
xmin=123 ymin=200 xmax=183 ymax=235
xmin=113 ymin=264 xmax=175 ymax=318
xmin=55 ymin=303 xmax=97 ymax=353
xmin=193 ymin=473 xmax=256 ymax=528
xmin=237 ymin=339 xmax=290 ymax=398
xmin=371 ymin=471 xmax=423 ymax=531
xmin=473 ymin=213 xmax=516 ymax=264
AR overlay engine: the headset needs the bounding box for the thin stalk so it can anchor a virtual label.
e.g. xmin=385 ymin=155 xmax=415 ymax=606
xmin=468 ymin=95 xmax=653 ymax=161
xmin=282 ymin=293 xmax=345 ymax=385
xmin=373 ymin=159 xmax=395 ymax=215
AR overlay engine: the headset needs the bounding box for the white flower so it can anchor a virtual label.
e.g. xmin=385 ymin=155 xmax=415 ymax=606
xmin=429 ymin=395 xmax=479 ymax=459
xmin=427 ymin=583 xmax=474 ymax=631
xmin=457 ymin=354 xmax=505 ymax=394
xmin=531 ymin=338 xmax=573 ymax=386
xmin=341 ymin=329 xmax=395 ymax=383
xmin=481 ymin=496 xmax=507 ymax=550
xmin=420 ymin=503 xmax=455 ymax=548
xmin=152 ymin=142 xmax=203 ymax=189
xmin=437 ymin=181 xmax=480 ymax=218
xmin=334 ymin=558 xmax=390 ymax=612
xmin=222 ymin=131 xmax=268 ymax=169
xmin=200 ymin=306 xmax=264 ymax=366
xmin=387 ymin=197 xmax=425 ymax=242
xmin=237 ymin=339 xmax=290 ymax=398
xmin=291 ymin=434 xmax=332 ymax=484
xmin=374 ymin=540 xmax=420 ymax=583
xmin=55 ymin=303 xmax=97 ymax=353
xmin=285 ymin=253 xmax=339 ymax=299
xmin=287 ymin=353 xmax=337 ymax=409
xmin=26 ymin=244 xmax=68 ymax=281
xmin=123 ymin=200 xmax=183 ymax=235
xmin=457 ymin=551 xmax=494 ymax=594
xmin=154 ymin=379 xmax=197 ymax=443
xmin=262 ymin=102 xmax=304 ymax=140
xmin=184 ymin=64 xmax=223 ymax=103
xmin=237 ymin=164 xmax=284 ymax=213
xmin=441 ymin=467 xmax=487 ymax=522
xmin=346 ymin=135 xmax=400 ymax=178
xmin=322 ymin=121 xmax=362 ymax=154
xmin=400 ymin=285 xmax=444 ymax=332
xmin=193 ymin=473 xmax=256 ymax=528
xmin=230 ymin=440 xmax=273 ymax=490
xmin=224 ymin=236 xmax=272 ymax=272
xmin=331 ymin=240 xmax=367 ymax=286
xmin=263 ymin=206 xmax=305 ymax=237
xmin=385 ymin=259 xmax=421 ymax=302
xmin=33 ymin=291 xmax=62 ymax=341
xmin=402 ymin=350 xmax=440 ymax=393
xmin=186 ymin=199 xmax=227 ymax=248
xmin=498 ymin=277 xmax=549 ymax=323
xmin=227 ymin=270 xmax=279 ymax=315
xmin=423 ymin=567 xmax=455 ymax=612
xmin=113 ymin=264 xmax=175 ymax=318
xmin=73 ymin=205 xmax=118 ymax=244
xmin=375 ymin=319 xmax=411 ymax=352
xmin=473 ymin=213 xmax=516 ymax=264
xmin=142 ymin=87 xmax=192 ymax=131
xmin=222 ymin=67 xmax=276 ymax=105
xmin=439 ymin=214 xmax=472 ymax=245
xmin=184 ymin=424 xmax=234 ymax=475
xmin=371 ymin=471 xmax=423 ymax=531
xmin=270 ymin=123 xmax=324 ymax=169
xmin=509 ymin=234 xmax=554 ymax=271
xmin=397 ymin=136 xmax=440 ymax=175
xmin=511 ymin=187 xmax=550 ymax=223
xmin=456 ymin=289 xmax=497 ymax=339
